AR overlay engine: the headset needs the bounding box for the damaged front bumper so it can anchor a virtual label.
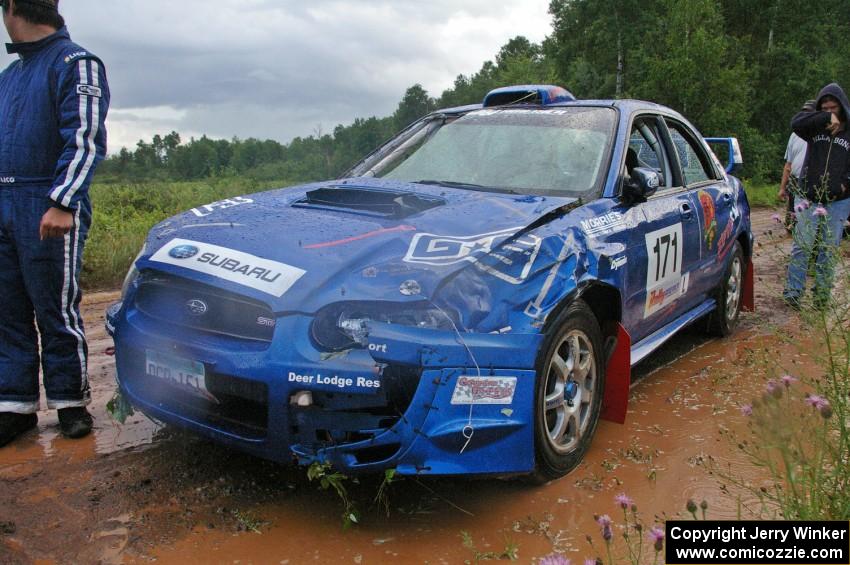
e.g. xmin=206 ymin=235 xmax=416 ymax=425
xmin=107 ymin=302 xmax=543 ymax=476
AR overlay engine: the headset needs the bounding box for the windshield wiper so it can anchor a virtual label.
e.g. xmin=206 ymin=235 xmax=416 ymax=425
xmin=415 ymin=179 xmax=519 ymax=194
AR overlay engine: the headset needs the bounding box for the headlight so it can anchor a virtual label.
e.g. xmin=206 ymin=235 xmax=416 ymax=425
xmin=311 ymin=301 xmax=460 ymax=351
xmin=120 ymin=243 xmax=147 ymax=299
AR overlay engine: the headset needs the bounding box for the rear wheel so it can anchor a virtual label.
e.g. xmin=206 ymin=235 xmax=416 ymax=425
xmin=532 ymin=300 xmax=605 ymax=483
xmin=707 ymin=241 xmax=744 ymax=336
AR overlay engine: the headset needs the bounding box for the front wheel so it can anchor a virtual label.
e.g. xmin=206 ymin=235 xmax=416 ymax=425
xmin=532 ymin=300 xmax=606 ymax=483
xmin=707 ymin=241 xmax=744 ymax=336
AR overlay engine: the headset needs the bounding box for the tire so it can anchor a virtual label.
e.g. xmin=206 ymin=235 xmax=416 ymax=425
xmin=531 ymin=300 xmax=606 ymax=483
xmin=707 ymin=241 xmax=744 ymax=336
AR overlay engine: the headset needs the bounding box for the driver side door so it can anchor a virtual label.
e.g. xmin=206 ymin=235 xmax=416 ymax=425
xmin=621 ymin=116 xmax=702 ymax=342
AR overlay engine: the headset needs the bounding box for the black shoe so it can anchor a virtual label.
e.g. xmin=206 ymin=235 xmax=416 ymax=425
xmin=0 ymin=412 xmax=38 ymax=447
xmin=813 ymin=294 xmax=830 ymax=311
xmin=57 ymin=407 xmax=93 ymax=439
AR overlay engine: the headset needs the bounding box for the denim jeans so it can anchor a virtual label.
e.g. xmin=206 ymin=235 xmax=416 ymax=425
xmin=784 ymin=196 xmax=850 ymax=300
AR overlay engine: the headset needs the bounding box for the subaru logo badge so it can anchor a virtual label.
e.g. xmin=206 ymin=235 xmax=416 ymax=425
xmin=186 ymin=299 xmax=208 ymax=316
xmin=169 ymin=244 xmax=199 ymax=259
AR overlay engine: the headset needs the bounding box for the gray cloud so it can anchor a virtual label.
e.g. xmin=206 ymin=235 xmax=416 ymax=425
xmin=1 ymin=0 xmax=551 ymax=151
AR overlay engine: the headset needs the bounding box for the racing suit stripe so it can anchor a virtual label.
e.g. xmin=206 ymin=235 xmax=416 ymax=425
xmin=56 ymin=206 xmax=87 ymax=398
xmin=49 ymin=59 xmax=88 ymax=204
xmin=50 ymin=59 xmax=101 ymax=209
xmin=68 ymin=205 xmax=88 ymax=392
xmin=0 ymin=401 xmax=40 ymax=413
xmin=61 ymin=60 xmax=101 ymax=208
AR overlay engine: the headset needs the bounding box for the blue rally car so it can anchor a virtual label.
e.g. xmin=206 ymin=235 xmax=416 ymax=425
xmin=107 ymin=85 xmax=753 ymax=481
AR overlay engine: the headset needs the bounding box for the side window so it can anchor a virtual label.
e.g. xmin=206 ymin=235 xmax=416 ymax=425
xmin=665 ymin=122 xmax=716 ymax=185
xmin=626 ymin=119 xmax=668 ymax=187
xmin=629 ymin=130 xmax=661 ymax=170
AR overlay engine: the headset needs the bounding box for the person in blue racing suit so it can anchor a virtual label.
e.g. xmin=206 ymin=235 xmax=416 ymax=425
xmin=0 ymin=0 xmax=109 ymax=445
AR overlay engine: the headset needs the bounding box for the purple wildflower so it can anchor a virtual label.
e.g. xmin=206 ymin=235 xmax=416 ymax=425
xmin=805 ymin=394 xmax=833 ymax=419
xmin=584 ymin=560 xmax=598 ymax=565
xmin=740 ymin=403 xmax=753 ymax=417
xmin=814 ymin=206 xmax=828 ymax=217
xmin=765 ymin=379 xmax=783 ymax=398
xmin=614 ymin=493 xmax=633 ymax=509
xmin=781 ymin=374 xmax=798 ymax=388
xmin=805 ymin=394 xmax=829 ymax=409
xmin=539 ymin=555 xmax=571 ymax=565
xmin=649 ymin=527 xmax=665 ymax=552
xmin=771 ymin=213 xmax=782 ymax=223
xmin=596 ymin=514 xmax=613 ymax=541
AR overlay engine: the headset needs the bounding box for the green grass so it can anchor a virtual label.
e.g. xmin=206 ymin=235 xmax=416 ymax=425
xmin=743 ymin=181 xmax=780 ymax=208
xmin=82 ymin=177 xmax=296 ymax=290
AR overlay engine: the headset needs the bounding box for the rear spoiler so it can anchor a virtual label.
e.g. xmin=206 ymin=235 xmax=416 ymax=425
xmin=704 ymin=137 xmax=743 ymax=174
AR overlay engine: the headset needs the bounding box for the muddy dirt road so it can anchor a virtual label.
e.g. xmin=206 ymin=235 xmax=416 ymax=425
xmin=0 ymin=208 xmax=823 ymax=564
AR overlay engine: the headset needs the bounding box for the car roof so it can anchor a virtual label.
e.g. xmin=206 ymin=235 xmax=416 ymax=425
xmin=433 ymin=99 xmax=685 ymax=120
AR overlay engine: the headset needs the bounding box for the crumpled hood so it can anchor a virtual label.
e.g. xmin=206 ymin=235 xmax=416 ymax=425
xmin=137 ymin=177 xmax=577 ymax=312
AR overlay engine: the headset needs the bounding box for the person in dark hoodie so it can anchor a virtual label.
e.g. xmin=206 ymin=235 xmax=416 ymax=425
xmin=783 ymin=83 xmax=850 ymax=308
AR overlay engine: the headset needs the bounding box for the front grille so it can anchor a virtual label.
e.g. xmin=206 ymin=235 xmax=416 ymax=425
xmin=136 ymin=369 xmax=268 ymax=439
xmin=134 ymin=273 xmax=275 ymax=342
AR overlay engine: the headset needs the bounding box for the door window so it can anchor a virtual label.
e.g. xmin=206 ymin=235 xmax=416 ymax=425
xmin=624 ymin=117 xmax=671 ymax=192
xmin=665 ymin=122 xmax=717 ymax=186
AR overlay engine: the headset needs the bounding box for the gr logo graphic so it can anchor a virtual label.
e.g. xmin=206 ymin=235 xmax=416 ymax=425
xmin=404 ymin=228 xmax=541 ymax=284
xmin=151 ymin=238 xmax=305 ymax=297
xmin=185 ymin=299 xmax=208 ymax=316
xmin=169 ymin=245 xmax=200 ymax=259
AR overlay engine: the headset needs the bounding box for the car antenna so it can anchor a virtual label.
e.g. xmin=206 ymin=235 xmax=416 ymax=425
xmin=428 ymin=299 xmax=481 ymax=454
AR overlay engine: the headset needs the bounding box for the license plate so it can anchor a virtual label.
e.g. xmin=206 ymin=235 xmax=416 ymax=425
xmin=145 ymin=349 xmax=217 ymax=402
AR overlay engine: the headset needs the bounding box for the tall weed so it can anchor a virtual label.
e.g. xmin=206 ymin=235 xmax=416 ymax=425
xmin=724 ymin=195 xmax=850 ymax=519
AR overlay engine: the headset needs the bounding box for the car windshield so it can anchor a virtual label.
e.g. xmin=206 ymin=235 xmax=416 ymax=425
xmin=361 ymin=107 xmax=616 ymax=198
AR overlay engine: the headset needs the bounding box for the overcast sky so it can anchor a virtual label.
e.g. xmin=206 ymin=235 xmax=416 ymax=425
xmin=1 ymin=1 xmax=552 ymax=152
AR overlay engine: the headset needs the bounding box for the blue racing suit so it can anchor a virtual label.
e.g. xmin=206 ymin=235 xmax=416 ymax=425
xmin=0 ymin=27 xmax=109 ymax=413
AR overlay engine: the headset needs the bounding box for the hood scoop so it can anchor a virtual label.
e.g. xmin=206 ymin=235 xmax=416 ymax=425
xmin=293 ymin=186 xmax=446 ymax=219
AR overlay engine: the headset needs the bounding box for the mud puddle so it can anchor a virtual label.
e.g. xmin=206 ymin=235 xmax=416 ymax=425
xmin=0 ymin=208 xmax=829 ymax=564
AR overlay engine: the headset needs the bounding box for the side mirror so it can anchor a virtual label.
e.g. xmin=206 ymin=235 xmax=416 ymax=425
xmin=624 ymin=167 xmax=661 ymax=202
xmin=704 ymin=137 xmax=743 ymax=174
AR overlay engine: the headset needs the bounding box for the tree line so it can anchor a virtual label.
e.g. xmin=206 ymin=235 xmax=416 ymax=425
xmin=97 ymin=0 xmax=850 ymax=184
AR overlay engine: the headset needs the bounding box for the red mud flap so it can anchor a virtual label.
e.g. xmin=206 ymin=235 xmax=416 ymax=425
xmin=601 ymin=323 xmax=630 ymax=424
xmin=742 ymin=257 xmax=755 ymax=312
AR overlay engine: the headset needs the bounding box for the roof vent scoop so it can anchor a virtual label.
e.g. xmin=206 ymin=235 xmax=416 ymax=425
xmin=482 ymin=85 xmax=575 ymax=108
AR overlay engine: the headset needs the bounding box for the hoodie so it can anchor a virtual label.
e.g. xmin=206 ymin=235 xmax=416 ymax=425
xmin=791 ymin=83 xmax=850 ymax=203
